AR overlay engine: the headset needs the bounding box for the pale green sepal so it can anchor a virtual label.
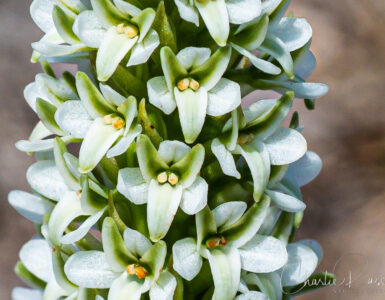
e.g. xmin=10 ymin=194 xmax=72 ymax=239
xmin=79 ymin=118 xmax=123 ymax=173
xmin=226 ymin=0 xmax=262 ymax=25
xmin=102 ymin=217 xmax=138 ymax=272
xmin=30 ymin=0 xmax=55 ymax=33
xmin=269 ymin=0 xmax=291 ymax=26
xmin=285 ymin=151 xmax=322 ymax=187
xmin=170 ymin=144 xmax=205 ymax=188
xmin=195 ymin=0 xmax=229 ymax=47
xmin=114 ymin=0 xmax=141 ymax=16
xmin=244 ymin=272 xmax=282 ymax=300
xmin=100 ymin=84 xmax=127 ymax=106
xmin=211 ymin=138 xmax=240 ymax=179
xmin=12 ymin=287 xmax=43 ymax=300
xmin=140 ymin=241 xmax=167 ymax=280
xmin=36 ymin=98 xmax=66 ymax=136
xmin=73 ymin=10 xmax=105 ymax=48
xmin=147 ymin=76 xmax=176 ymax=115
xmin=190 ymin=46 xmax=231 ymax=90
xmin=64 ymin=250 xmax=120 ymax=288
xmin=160 ymin=47 xmax=188 ymax=92
xmin=31 ymin=41 xmax=87 ymax=57
xmin=196 ymin=206 xmax=217 ymax=247
xmin=48 ymin=191 xmax=84 ymax=246
xmin=221 ymin=195 xmax=271 ymax=248
xmin=54 ymin=138 xmax=80 ymax=190
xmin=149 ymin=271 xmax=177 ymax=300
xmin=52 ymin=5 xmax=80 ymax=44
xmin=123 ymin=228 xmax=152 ymax=257
xmin=127 ymin=30 xmax=160 ymax=66
xmin=172 ymin=238 xmax=202 ymax=281
xmin=14 ymin=261 xmax=47 ymax=290
xmin=76 ymin=72 xmax=115 ymax=118
xmin=42 ymin=280 xmax=68 ymax=300
xmin=212 ymin=201 xmax=247 ymax=229
xmin=52 ymin=248 xmax=78 ymax=293
xmin=90 ymin=0 xmax=128 ymax=27
xmin=107 ymin=124 xmax=142 ymax=158
xmin=136 ymin=134 xmax=169 ymax=181
xmin=80 ymin=174 xmax=108 ymax=213
xmin=147 ymin=180 xmax=183 ymax=242
xmin=174 ymin=87 xmax=208 ymax=144
xmin=96 ymin=27 xmax=138 ymax=82
xmin=260 ymin=35 xmax=294 ymax=78
xmin=205 ymin=247 xmax=241 ymax=300
xmin=131 ymin=8 xmax=156 ymax=43
xmin=266 ymin=189 xmax=305 ymax=212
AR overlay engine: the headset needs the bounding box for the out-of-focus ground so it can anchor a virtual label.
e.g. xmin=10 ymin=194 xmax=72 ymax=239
xmin=0 ymin=0 xmax=384 ymax=299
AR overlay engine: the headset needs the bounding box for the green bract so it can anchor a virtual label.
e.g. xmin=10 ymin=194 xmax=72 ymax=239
xmin=11 ymin=0 xmax=333 ymax=299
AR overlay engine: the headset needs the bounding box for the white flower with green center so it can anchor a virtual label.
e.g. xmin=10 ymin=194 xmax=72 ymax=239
xmin=172 ymin=198 xmax=288 ymax=300
xmin=30 ymin=0 xmax=90 ymax=62
xmin=14 ymin=238 xmax=102 ymax=300
xmin=55 ymin=72 xmax=142 ymax=173
xmin=211 ymin=92 xmax=307 ymax=202
xmin=174 ymin=0 xmax=262 ymax=46
xmin=147 ymin=46 xmax=241 ymax=143
xmin=117 ymin=135 xmax=207 ymax=241
xmin=73 ymin=0 xmax=159 ymax=81
xmin=65 ymin=218 xmax=177 ymax=300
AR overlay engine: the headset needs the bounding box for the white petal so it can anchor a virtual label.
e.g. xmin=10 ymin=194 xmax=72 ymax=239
xmin=64 ymin=251 xmax=120 ymax=288
xmin=8 ymin=190 xmax=53 ymax=224
xmin=176 ymin=47 xmax=211 ymax=69
xmin=174 ymin=87 xmax=208 ymax=144
xmin=226 ymin=0 xmax=261 ymax=24
xmin=117 ymin=168 xmax=148 ymax=204
xmin=269 ymin=18 xmax=312 ymax=52
xmin=32 ymin=41 xmax=87 ymax=57
xmin=297 ymin=239 xmax=323 ymax=262
xmin=211 ymin=138 xmax=241 ymax=179
xmin=24 ymin=82 xmax=43 ymax=112
xmin=147 ymin=77 xmax=176 ymax=115
xmin=12 ymin=287 xmax=43 ymax=300
xmin=158 ymin=140 xmax=191 ymax=164
xmin=42 ymin=280 xmax=68 ymax=300
xmin=264 ymin=127 xmax=307 ymax=165
xmin=73 ymin=10 xmax=105 ymax=48
xmin=147 ymin=180 xmax=183 ymax=242
xmin=15 ymin=139 xmax=55 ymax=153
xmin=235 ymin=291 xmax=268 ymax=300
xmin=114 ymin=0 xmax=141 ymax=16
xmin=281 ymin=243 xmax=318 ymax=287
xmin=207 ymin=78 xmax=241 ymax=117
xmin=180 ymin=176 xmax=208 ymax=215
xmin=296 ymin=51 xmax=316 ymax=80
xmin=239 ymin=235 xmax=288 ymax=273
xmin=172 ymin=238 xmax=202 ymax=281
xmin=99 ymin=84 xmax=126 ymax=106
xmin=20 ymin=239 xmax=54 ymax=282
xmin=127 ymin=29 xmax=160 ymax=66
xmin=55 ymin=100 xmax=93 ymax=138
xmin=212 ymin=201 xmax=247 ymax=228
xmin=149 ymin=271 xmax=177 ymax=300
xmin=261 ymin=0 xmax=281 ymax=14
xmin=30 ymin=0 xmax=55 ymax=33
xmin=123 ymin=228 xmax=152 ymax=257
xmin=27 ymin=160 xmax=69 ymax=201
xmin=108 ymin=272 xmax=144 ymax=300
xmin=285 ymin=151 xmax=322 ymax=187
xmin=266 ymin=190 xmax=306 ymax=213
xmin=174 ymin=0 xmax=200 ymax=26
xmin=61 ymin=208 xmax=106 ymax=244
xmin=107 ymin=124 xmax=142 ymax=158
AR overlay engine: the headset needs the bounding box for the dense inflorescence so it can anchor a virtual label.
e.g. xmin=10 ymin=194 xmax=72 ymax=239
xmin=9 ymin=0 xmax=334 ymax=299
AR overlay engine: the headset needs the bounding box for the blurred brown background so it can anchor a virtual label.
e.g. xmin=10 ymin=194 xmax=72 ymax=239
xmin=0 ymin=0 xmax=384 ymax=299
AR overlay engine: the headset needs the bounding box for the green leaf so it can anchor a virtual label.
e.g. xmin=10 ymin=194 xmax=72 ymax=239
xmin=190 ymin=46 xmax=231 ymax=90
xmin=76 ymin=72 xmax=115 ymax=118
xmin=160 ymin=46 xmax=188 ymax=91
xmin=232 ymin=14 xmax=269 ymax=51
xmin=136 ymin=134 xmax=169 ymax=181
xmin=14 ymin=262 xmax=46 ymax=290
xmin=196 ymin=206 xmax=217 ymax=246
xmin=221 ymin=195 xmax=271 ymax=247
xmin=170 ymin=144 xmax=205 ymax=188
xmin=140 ymin=241 xmax=167 ymax=280
xmin=102 ymin=217 xmax=138 ymax=272
xmin=54 ymin=137 xmax=80 ymax=190
xmin=52 ymin=5 xmax=80 ymax=44
xmin=153 ymin=1 xmax=177 ymax=52
xmin=36 ymin=98 xmax=66 ymax=136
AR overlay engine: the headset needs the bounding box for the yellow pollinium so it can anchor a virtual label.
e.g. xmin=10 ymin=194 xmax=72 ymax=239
xmin=126 ymin=264 xmax=148 ymax=279
xmin=157 ymin=172 xmax=179 ymax=186
xmin=104 ymin=114 xmax=125 ymax=130
xmin=116 ymin=23 xmax=139 ymax=39
xmin=177 ymin=78 xmax=200 ymax=91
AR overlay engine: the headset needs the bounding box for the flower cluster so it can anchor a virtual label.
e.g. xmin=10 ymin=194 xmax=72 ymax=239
xmin=10 ymin=0 xmax=334 ymax=299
